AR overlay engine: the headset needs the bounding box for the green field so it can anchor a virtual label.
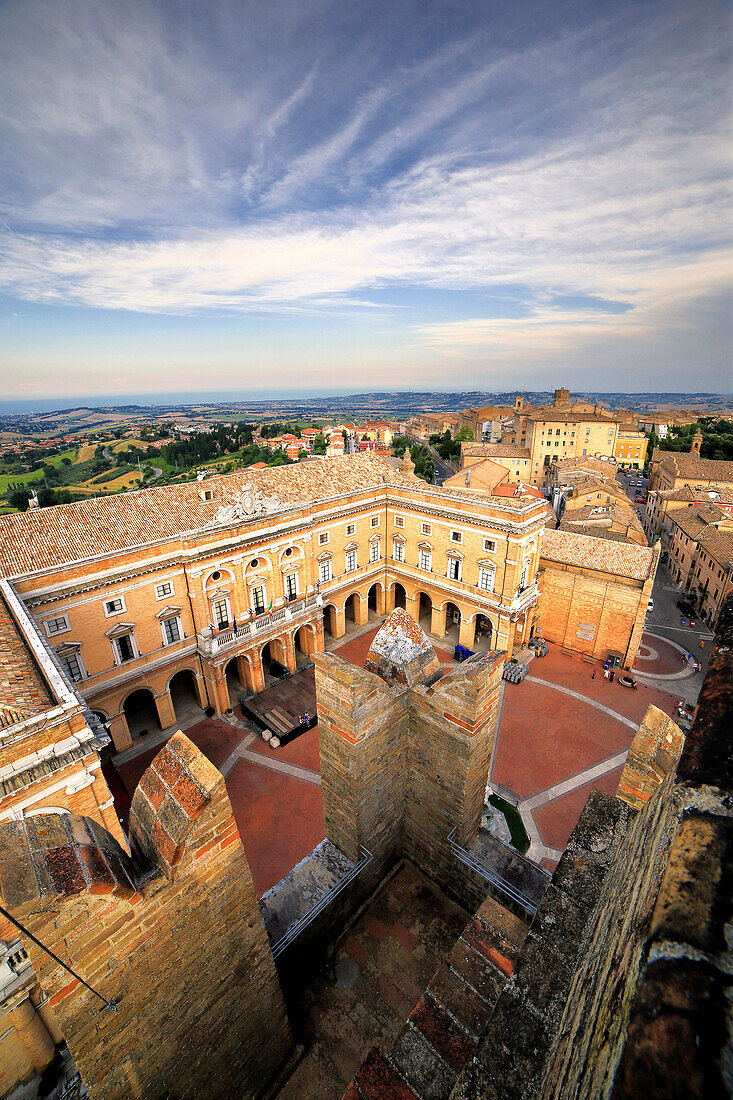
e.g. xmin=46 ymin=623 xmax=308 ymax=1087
xmin=0 ymin=448 xmax=77 ymax=494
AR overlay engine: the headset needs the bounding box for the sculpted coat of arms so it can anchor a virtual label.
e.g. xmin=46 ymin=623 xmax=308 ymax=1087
xmin=211 ymin=482 xmax=283 ymax=526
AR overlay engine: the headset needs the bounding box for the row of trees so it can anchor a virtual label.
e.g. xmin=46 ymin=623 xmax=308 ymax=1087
xmin=429 ymin=427 xmax=474 ymax=460
xmin=392 ymin=437 xmax=435 ymax=483
xmin=652 ymin=419 xmax=733 ymax=462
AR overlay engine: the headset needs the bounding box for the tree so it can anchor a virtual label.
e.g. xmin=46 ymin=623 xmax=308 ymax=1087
xmin=313 ymin=434 xmax=327 ymax=455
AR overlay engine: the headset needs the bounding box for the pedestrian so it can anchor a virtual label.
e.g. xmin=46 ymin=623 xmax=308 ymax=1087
xmin=632 ymin=679 xmax=638 ymax=690
xmin=609 ymin=669 xmax=615 ymax=682
xmin=604 ymin=668 xmax=610 ymax=680
xmin=681 ymin=652 xmax=687 ymax=664
xmin=591 ymin=668 xmax=596 ymax=680
xmin=700 ymin=639 xmax=705 ymax=650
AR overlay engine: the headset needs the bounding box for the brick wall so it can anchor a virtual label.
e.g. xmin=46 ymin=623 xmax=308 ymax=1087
xmin=0 ymin=733 xmax=292 ymax=1099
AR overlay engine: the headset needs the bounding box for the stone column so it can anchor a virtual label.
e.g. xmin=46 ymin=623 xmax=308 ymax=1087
xmin=431 ymin=605 xmax=446 ymax=638
xmin=9 ymin=996 xmax=56 ymax=1072
xmin=458 ymin=615 xmax=475 ymax=649
xmin=154 ymin=692 xmax=176 ymax=731
xmin=108 ymin=712 xmax=132 ymax=752
xmin=354 ymin=594 xmax=369 ymax=627
xmin=283 ymin=633 xmax=297 ymax=673
xmin=334 ymin=607 xmax=346 ymax=638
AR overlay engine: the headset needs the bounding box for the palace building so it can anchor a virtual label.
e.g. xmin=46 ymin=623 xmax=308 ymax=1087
xmin=0 ymin=452 xmax=547 ymax=756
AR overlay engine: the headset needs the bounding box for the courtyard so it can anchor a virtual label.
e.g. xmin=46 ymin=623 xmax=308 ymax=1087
xmin=110 ymin=611 xmax=696 ymax=892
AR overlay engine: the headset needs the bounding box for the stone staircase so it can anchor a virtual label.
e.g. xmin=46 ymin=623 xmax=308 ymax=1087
xmin=340 ymin=894 xmax=528 ymax=1100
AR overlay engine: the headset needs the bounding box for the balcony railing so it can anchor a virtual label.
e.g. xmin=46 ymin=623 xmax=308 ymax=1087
xmin=197 ymin=594 xmax=322 ymax=657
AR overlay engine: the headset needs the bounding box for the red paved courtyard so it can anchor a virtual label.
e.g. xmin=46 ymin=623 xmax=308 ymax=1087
xmin=110 ymin=622 xmax=686 ymax=898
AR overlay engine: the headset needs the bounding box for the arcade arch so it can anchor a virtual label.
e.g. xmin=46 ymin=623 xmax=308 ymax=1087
xmin=123 ymin=689 xmax=161 ymax=740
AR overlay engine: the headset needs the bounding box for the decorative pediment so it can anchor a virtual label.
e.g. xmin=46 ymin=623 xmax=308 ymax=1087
xmin=55 ymin=641 xmax=81 ymax=655
xmin=369 ymin=533 xmax=382 ymax=543
xmin=208 ymin=588 xmax=231 ymax=600
xmin=392 ymin=532 xmax=406 ymax=542
xmin=317 ymin=550 xmax=333 ymax=561
xmin=446 ymin=549 xmax=464 ymax=560
xmin=105 ymin=622 xmax=135 ymax=639
xmin=477 ymin=560 xmax=496 ymax=570
xmin=417 ymin=541 xmax=433 ymax=551
xmin=344 ymin=541 xmax=358 ymax=551
xmin=155 ymin=605 xmax=183 ymax=620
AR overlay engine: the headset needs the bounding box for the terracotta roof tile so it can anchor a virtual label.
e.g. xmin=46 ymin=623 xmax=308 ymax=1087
xmin=0 ymin=453 xmax=414 ymax=577
xmin=0 ymin=594 xmax=52 ymax=727
xmin=461 ymin=443 xmax=531 ymax=459
xmin=540 ymin=529 xmax=655 ymax=580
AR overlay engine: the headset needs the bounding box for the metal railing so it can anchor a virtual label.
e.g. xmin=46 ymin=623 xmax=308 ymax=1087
xmin=270 ymin=846 xmax=372 ymax=960
xmin=447 ymin=825 xmax=549 ymax=917
xmin=198 ymin=594 xmax=322 ymax=656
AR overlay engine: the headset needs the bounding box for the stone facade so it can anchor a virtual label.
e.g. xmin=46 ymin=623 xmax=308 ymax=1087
xmin=0 ymin=455 xmax=546 ymax=753
xmin=0 ymin=733 xmax=292 ymax=1099
xmin=538 ymin=532 xmax=658 ymax=665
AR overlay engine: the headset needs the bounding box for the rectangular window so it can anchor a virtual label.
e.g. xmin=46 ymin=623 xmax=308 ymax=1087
xmin=419 ymin=549 xmax=432 ymax=571
xmin=393 ymin=540 xmax=404 ymax=562
xmin=447 ymin=558 xmax=461 ymax=580
xmin=478 ymin=567 xmax=495 ymax=592
xmin=60 ymin=652 xmax=83 ymax=682
xmin=213 ymin=598 xmax=230 ymax=628
xmin=483 ymin=539 xmax=496 ymax=552
xmin=155 ymin=581 xmax=173 ymax=599
xmin=371 ymin=516 xmax=379 ymax=528
xmin=450 ymin=530 xmax=462 ymax=543
xmin=421 ymin=522 xmax=432 ymax=535
xmin=318 ymin=532 xmax=329 ymax=545
xmin=394 ymin=515 xmax=404 ymax=527
xmin=115 ymin=634 xmax=135 ymax=663
xmin=252 ymin=586 xmax=265 ymax=614
xmin=370 ymin=541 xmax=380 ymax=563
xmin=163 ymin=617 xmax=181 ymax=645
xmin=44 ymin=614 xmax=69 ymax=636
xmin=345 ymin=550 xmax=357 ymax=573
xmin=319 ymin=560 xmax=332 ymax=583
xmin=104 ymin=598 xmax=125 ymax=616
xmin=285 ymin=574 xmax=297 ymax=599
xmin=345 ymin=524 xmax=355 ymax=535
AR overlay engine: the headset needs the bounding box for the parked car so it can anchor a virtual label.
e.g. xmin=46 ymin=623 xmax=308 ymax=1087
xmin=635 ymin=495 xmax=646 ymax=503
xmin=647 ymin=598 xmax=654 ymax=613
xmin=677 ymin=599 xmax=695 ymax=617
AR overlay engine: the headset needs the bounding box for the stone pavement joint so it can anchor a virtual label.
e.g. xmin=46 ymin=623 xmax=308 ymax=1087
xmin=220 ymin=732 xmax=258 ymax=777
xmin=522 ymin=749 xmax=630 ymax=811
xmin=238 ymin=749 xmax=322 ymax=787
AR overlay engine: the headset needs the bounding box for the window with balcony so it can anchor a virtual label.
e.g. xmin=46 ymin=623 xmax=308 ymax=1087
xmin=285 ymin=573 xmax=298 ymax=600
xmin=213 ymin=597 xmax=230 ymax=629
xmin=43 ymin=614 xmax=69 ymax=637
xmin=251 ymin=586 xmax=266 ymax=615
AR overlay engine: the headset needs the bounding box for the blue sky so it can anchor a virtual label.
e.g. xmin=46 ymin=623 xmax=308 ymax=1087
xmin=0 ymin=0 xmax=730 ymax=401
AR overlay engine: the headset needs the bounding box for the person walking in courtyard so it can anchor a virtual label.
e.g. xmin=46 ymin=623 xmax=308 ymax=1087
xmin=591 ymin=668 xmax=596 ymax=680
xmin=604 ymin=667 xmax=610 ymax=680
xmin=609 ymin=668 xmax=615 ymax=682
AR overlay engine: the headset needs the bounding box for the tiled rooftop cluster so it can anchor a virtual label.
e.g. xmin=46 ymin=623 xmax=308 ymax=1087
xmin=461 ymin=444 xmax=530 ymax=459
xmin=0 ymin=453 xmax=416 ymax=576
xmin=0 ymin=592 xmax=52 ymax=728
xmin=653 ymin=450 xmax=733 ymax=482
xmin=540 ymin=528 xmax=656 ymax=579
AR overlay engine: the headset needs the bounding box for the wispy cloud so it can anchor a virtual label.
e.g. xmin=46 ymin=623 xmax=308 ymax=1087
xmin=0 ymin=0 xmax=730 ymax=390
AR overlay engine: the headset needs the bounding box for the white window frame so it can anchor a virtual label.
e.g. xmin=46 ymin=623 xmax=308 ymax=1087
xmin=56 ymin=647 xmax=86 ymax=683
xmin=447 ymin=556 xmax=462 ymax=581
xmin=250 ymin=584 xmax=267 ymax=615
xmin=421 ymin=522 xmax=432 ymax=535
xmin=450 ymin=530 xmax=462 ymax=544
xmin=478 ymin=566 xmax=495 ymax=593
xmin=345 ymin=549 xmax=358 ymax=574
xmin=394 ymin=515 xmax=405 ymax=527
xmin=393 ymin=538 xmax=405 ymax=563
xmin=319 ymin=559 xmax=332 ymax=583
xmin=112 ymin=632 xmax=138 ymax=666
xmin=371 ymin=516 xmax=380 ymax=528
xmin=318 ymin=532 xmax=330 ymax=545
xmin=419 ymin=548 xmax=432 ymax=572
xmin=345 ymin=524 xmax=355 ymax=536
xmin=103 ymin=596 xmax=127 ymax=618
xmin=160 ymin=615 xmax=183 ymax=646
xmin=483 ymin=538 xmax=496 ymax=552
xmin=284 ymin=572 xmax=299 ymax=600
xmin=43 ymin=614 xmax=70 ymax=637
xmin=155 ymin=581 xmax=174 ymax=600
xmin=211 ymin=595 xmax=232 ymax=629
xmin=370 ymin=539 xmax=380 ymax=563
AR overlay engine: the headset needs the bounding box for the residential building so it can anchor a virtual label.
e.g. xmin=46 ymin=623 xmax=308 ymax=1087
xmin=648 ymin=442 xmax=733 ymax=492
xmin=360 ymin=420 xmax=394 ymax=447
xmin=687 ymin=530 xmax=733 ymax=627
xmin=613 ymin=429 xmax=648 ymax=469
xmin=660 ymin=502 xmax=733 ymax=596
xmin=460 ymin=443 xmax=532 ymax=484
xmin=644 ymin=483 xmax=733 ymax=543
xmin=456 ymin=405 xmax=505 ymax=442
